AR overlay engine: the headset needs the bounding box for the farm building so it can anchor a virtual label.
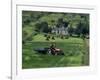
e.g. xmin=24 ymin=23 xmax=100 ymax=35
xmin=51 ymin=26 xmax=69 ymax=35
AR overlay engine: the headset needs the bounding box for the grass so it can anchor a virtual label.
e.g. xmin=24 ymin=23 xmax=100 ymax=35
xmin=32 ymin=34 xmax=83 ymax=43
xmin=22 ymin=34 xmax=89 ymax=69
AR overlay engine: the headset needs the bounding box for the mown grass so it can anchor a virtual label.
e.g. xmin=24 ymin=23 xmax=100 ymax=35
xmin=22 ymin=34 xmax=89 ymax=69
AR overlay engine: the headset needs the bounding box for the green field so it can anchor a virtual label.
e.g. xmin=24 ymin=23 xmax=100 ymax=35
xmin=22 ymin=34 xmax=89 ymax=69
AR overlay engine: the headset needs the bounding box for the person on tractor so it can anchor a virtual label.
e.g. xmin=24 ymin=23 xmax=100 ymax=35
xmin=50 ymin=43 xmax=58 ymax=55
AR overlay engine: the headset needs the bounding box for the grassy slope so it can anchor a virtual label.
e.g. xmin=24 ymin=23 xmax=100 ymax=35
xmin=22 ymin=34 xmax=89 ymax=69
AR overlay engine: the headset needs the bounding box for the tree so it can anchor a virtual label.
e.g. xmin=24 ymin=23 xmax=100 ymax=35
xmin=75 ymin=17 xmax=89 ymax=38
xmin=41 ymin=22 xmax=49 ymax=33
xmin=56 ymin=18 xmax=64 ymax=27
xmin=75 ymin=22 xmax=83 ymax=37
xmin=35 ymin=22 xmax=41 ymax=32
xmin=68 ymin=26 xmax=74 ymax=36
xmin=35 ymin=22 xmax=51 ymax=33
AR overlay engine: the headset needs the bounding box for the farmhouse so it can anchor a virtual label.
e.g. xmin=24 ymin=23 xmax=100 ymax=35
xmin=51 ymin=26 xmax=69 ymax=35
